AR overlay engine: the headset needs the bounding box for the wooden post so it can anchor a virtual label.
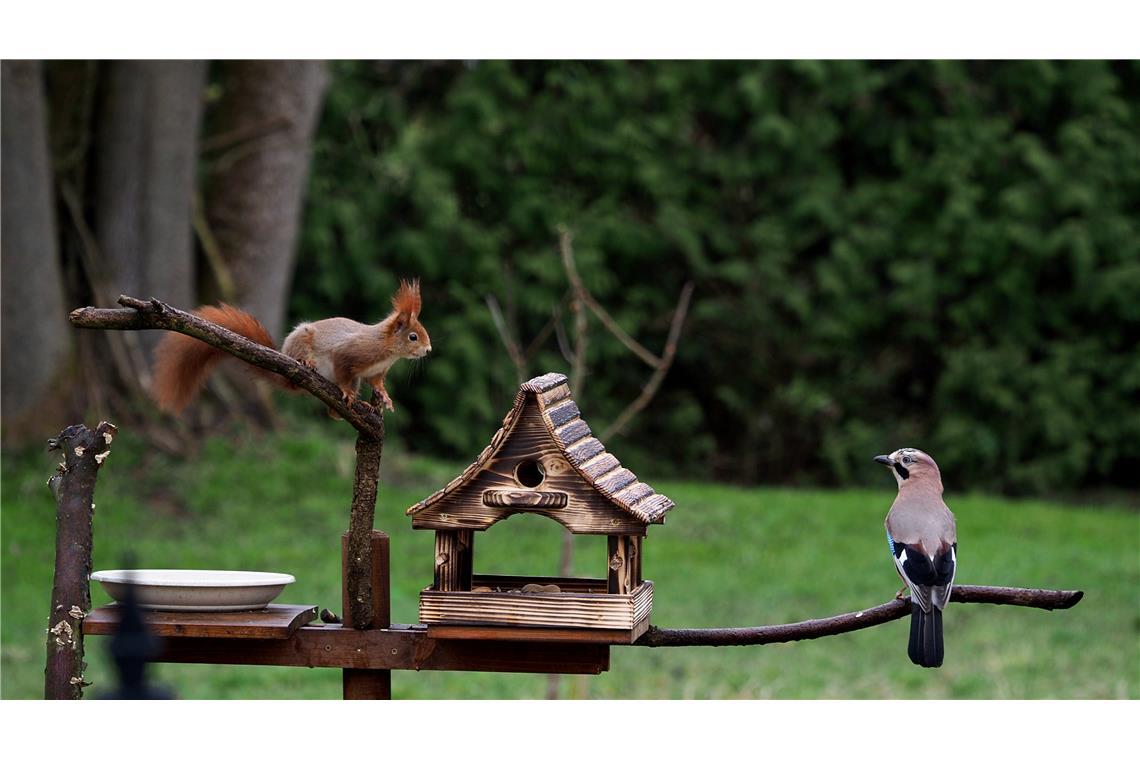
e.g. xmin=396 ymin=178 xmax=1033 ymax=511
xmin=607 ymin=535 xmax=637 ymax=595
xmin=341 ymin=531 xmax=390 ymax=699
xmin=44 ymin=421 xmax=116 ymax=699
xmin=345 ymin=430 xmax=383 ymax=631
xmin=434 ymin=530 xmax=473 ymax=592
xmin=631 ymin=536 xmax=643 ymax=587
xmin=459 ymin=530 xmax=474 ymax=591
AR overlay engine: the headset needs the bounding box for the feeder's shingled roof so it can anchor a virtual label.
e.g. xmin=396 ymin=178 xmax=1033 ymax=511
xmin=406 ymin=372 xmax=675 ymax=524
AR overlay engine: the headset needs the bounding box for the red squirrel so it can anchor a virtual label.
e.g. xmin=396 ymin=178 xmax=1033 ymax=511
xmin=152 ymin=279 xmax=431 ymax=414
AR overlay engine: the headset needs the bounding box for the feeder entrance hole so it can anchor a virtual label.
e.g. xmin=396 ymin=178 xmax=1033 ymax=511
xmin=514 ymin=459 xmax=546 ymax=488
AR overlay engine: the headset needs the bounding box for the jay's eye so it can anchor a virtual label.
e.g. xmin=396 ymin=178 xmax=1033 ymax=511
xmin=902 ymin=455 xmax=914 ymax=465
xmin=409 ymin=333 xmax=418 ymax=341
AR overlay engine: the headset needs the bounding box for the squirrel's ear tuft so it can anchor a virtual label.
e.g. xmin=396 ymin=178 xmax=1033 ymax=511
xmin=392 ymin=279 xmax=421 ymax=319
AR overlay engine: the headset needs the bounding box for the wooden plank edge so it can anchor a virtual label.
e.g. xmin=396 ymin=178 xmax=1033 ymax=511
xmin=83 ymin=604 xmax=318 ymax=640
xmin=145 ymin=625 xmax=610 ymax=675
xmin=425 ymin=624 xmax=636 ymax=644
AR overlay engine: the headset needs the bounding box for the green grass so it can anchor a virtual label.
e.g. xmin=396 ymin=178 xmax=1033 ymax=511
xmin=3 ymin=421 xmax=1137 ymax=699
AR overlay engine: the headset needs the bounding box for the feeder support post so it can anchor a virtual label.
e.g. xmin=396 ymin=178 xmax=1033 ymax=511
xmin=341 ymin=530 xmax=391 ymax=699
xmin=44 ymin=421 xmax=116 ymax=699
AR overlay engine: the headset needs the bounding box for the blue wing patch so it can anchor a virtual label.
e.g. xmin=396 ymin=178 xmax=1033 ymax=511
xmin=886 ymin=529 xmax=896 ymax=558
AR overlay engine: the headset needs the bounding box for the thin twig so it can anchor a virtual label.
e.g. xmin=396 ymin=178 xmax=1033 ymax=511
xmin=552 ymin=304 xmax=576 ymax=365
xmin=569 ymin=300 xmax=589 ymax=398
xmin=582 ymin=295 xmax=660 ymax=368
xmin=522 ymin=307 xmax=562 ymax=364
xmin=600 ymin=281 xmax=694 ymax=440
xmin=635 ymin=584 xmax=1084 ymax=647
xmin=191 ymin=189 xmax=237 ymax=301
xmin=558 ymin=226 xmax=659 ymax=369
xmin=58 ymin=181 xmax=152 ymax=391
xmin=559 ymin=230 xmax=591 ymax=399
xmin=486 ymin=294 xmax=526 ymax=384
xmin=199 ymin=114 xmax=292 ymax=153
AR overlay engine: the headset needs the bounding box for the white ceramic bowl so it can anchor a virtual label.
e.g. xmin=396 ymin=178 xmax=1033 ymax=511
xmin=90 ymin=569 xmax=295 ymax=612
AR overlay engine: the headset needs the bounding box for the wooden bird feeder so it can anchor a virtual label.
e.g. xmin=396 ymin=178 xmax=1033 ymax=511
xmin=407 ymin=372 xmax=675 ymax=643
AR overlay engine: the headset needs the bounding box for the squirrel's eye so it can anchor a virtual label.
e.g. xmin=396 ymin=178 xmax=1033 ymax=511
xmin=409 ymin=333 xmax=418 ymax=341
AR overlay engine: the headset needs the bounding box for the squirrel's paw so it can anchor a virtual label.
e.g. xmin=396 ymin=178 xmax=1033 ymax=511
xmin=370 ymin=390 xmax=395 ymax=413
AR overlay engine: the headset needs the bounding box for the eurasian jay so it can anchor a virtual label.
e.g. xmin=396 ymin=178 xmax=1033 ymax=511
xmin=874 ymin=448 xmax=957 ymax=668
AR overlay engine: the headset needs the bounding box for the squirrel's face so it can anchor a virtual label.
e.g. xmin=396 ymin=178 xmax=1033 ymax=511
xmin=387 ymin=312 xmax=431 ymax=358
xmin=399 ymin=317 xmax=432 ymax=358
xmin=387 ymin=279 xmax=432 ymax=359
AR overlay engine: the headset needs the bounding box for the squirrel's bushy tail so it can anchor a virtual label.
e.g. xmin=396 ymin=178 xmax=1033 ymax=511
xmin=152 ymin=304 xmax=291 ymax=413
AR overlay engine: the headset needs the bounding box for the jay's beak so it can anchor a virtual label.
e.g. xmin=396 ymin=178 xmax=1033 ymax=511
xmin=873 ymin=454 xmax=893 ymax=466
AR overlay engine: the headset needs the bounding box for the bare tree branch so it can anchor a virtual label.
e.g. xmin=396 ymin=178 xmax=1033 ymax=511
xmin=635 ymin=585 xmax=1084 ymax=647
xmin=485 ymin=294 xmax=526 ymax=384
xmin=191 ymin=189 xmax=237 ymax=302
xmin=569 ymin=299 xmax=589 ymax=398
xmin=601 ymin=281 xmax=694 ymax=440
xmin=522 ymin=307 xmax=562 ymax=365
xmin=199 ymin=114 xmax=293 ymax=154
xmin=552 ymin=305 xmax=576 ymax=365
xmin=69 ymin=295 xmax=383 ymax=439
xmin=554 ymin=224 xmax=695 ymax=441
xmin=559 ymin=228 xmax=591 ymax=399
xmin=59 ymin=181 xmax=152 ymax=393
xmin=582 ymin=296 xmax=661 ymax=369
xmin=558 ymin=225 xmax=659 ymax=369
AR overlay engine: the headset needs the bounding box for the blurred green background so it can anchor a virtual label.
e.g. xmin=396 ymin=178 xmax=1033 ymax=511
xmin=2 ymin=60 xmax=1138 ymax=699
xmin=297 ymin=60 xmax=1140 ymax=496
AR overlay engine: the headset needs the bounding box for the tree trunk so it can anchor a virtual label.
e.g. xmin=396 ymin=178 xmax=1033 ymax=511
xmin=93 ymin=60 xmax=208 ymax=354
xmin=204 ymin=60 xmax=329 ymax=338
xmin=1 ymin=60 xmax=71 ymax=435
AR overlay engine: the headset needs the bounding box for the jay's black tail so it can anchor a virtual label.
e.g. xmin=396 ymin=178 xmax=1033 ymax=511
xmin=908 ymin=606 xmax=944 ymax=668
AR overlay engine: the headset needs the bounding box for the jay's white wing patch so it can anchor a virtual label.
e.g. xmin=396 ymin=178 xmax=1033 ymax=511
xmin=929 ymin=545 xmax=956 ymax=609
xmin=893 ymin=549 xmax=933 ymax=612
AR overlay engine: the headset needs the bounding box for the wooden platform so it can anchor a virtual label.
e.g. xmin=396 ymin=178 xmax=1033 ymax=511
xmin=419 ymin=575 xmax=652 ymax=643
xmin=82 ymin=607 xmax=610 ymax=675
xmin=84 ymin=604 xmax=317 ymax=639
